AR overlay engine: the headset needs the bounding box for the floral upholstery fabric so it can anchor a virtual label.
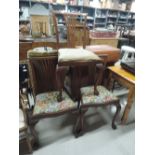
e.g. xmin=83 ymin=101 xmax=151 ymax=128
xmin=33 ymin=91 xmax=77 ymax=116
xmin=80 ymin=85 xmax=118 ymax=105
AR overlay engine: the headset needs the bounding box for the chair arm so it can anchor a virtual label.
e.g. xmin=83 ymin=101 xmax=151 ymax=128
xmin=56 ymin=65 xmax=69 ymax=101
xmin=20 ymin=93 xmax=29 ymax=110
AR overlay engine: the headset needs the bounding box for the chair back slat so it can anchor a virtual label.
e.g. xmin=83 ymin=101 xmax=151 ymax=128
xmin=52 ymin=11 xmax=88 ymax=49
xmin=63 ymin=13 xmax=87 ymax=48
xmin=28 ymin=56 xmax=58 ymax=96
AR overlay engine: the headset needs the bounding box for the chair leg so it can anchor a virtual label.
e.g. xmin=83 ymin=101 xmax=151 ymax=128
xmin=74 ymin=108 xmax=87 ymax=137
xmin=112 ymin=102 xmax=121 ymax=129
xmin=25 ymin=130 xmax=33 ymax=153
xmin=74 ymin=112 xmax=83 ymax=137
xmin=29 ymin=125 xmax=39 ymax=147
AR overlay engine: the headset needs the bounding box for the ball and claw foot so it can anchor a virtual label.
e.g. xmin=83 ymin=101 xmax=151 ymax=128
xmin=74 ymin=127 xmax=83 ymax=138
xmin=112 ymin=123 xmax=117 ymax=130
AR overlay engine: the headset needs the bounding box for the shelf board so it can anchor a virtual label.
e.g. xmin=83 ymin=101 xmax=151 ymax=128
xmin=118 ymin=19 xmax=127 ymax=22
xmin=19 ymin=19 xmax=30 ymax=22
xmin=107 ymin=16 xmax=117 ymax=18
xmin=117 ymin=22 xmax=127 ymax=24
xmin=95 ymin=23 xmax=106 ymax=25
xmin=127 ymin=23 xmax=135 ymax=26
xmin=107 ymin=21 xmax=115 ymax=23
xmin=128 ymin=18 xmax=135 ymax=20
xmin=96 ymin=16 xmax=106 ymax=19
xmin=119 ymin=17 xmax=128 ymax=19
xmin=87 ymin=16 xmax=94 ymax=20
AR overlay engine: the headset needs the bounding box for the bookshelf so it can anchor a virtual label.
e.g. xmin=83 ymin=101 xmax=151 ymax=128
xmin=19 ymin=1 xmax=135 ymax=31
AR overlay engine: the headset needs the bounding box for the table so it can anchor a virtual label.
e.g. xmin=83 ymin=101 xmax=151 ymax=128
xmin=108 ymin=66 xmax=135 ymax=124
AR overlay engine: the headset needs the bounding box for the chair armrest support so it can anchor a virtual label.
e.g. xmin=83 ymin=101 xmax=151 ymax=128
xmin=56 ymin=65 xmax=69 ymax=101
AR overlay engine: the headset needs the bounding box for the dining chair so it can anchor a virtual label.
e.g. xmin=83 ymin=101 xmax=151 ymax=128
xmin=56 ymin=46 xmax=121 ymax=137
xmin=74 ymin=56 xmax=121 ymax=136
xmin=25 ymin=51 xmax=79 ymax=143
xmin=52 ymin=12 xmax=103 ymax=100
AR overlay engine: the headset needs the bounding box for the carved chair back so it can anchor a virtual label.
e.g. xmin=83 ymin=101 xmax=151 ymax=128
xmin=51 ymin=12 xmax=60 ymax=50
xmin=63 ymin=12 xmax=87 ymax=48
xmin=52 ymin=12 xmax=88 ymax=49
xmin=28 ymin=56 xmax=58 ymax=97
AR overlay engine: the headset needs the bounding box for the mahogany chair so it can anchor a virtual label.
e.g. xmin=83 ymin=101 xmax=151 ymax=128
xmin=57 ymin=49 xmax=121 ymax=136
xmin=60 ymin=12 xmax=121 ymax=99
xmin=52 ymin=12 xmax=90 ymax=100
xmin=24 ymin=51 xmax=79 ymax=143
xmin=75 ymin=56 xmax=121 ymax=135
xmin=52 ymin=11 xmax=89 ymax=49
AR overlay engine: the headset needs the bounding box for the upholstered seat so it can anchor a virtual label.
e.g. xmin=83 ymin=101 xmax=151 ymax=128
xmin=58 ymin=48 xmax=101 ymax=63
xmin=33 ymin=91 xmax=77 ymax=116
xmin=27 ymin=47 xmax=57 ymax=58
xmin=81 ymin=85 xmax=118 ymax=106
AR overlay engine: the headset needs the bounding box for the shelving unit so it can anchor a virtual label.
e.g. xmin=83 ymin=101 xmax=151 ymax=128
xmin=127 ymin=12 xmax=135 ymax=29
xmin=19 ymin=1 xmax=135 ymax=31
xmin=19 ymin=0 xmax=31 ymax=25
xmin=68 ymin=5 xmax=82 ymax=13
xmin=52 ymin=3 xmax=65 ymax=11
xmin=82 ymin=6 xmax=95 ymax=29
xmin=95 ymin=8 xmax=107 ymax=28
xmin=117 ymin=10 xmax=128 ymax=26
xmin=106 ymin=9 xmax=118 ymax=28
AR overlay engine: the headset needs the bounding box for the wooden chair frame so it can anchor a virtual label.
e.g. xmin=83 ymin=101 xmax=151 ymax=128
xmin=26 ymin=55 xmax=79 ymax=143
xmin=71 ymin=56 xmax=121 ymax=136
xmin=19 ymin=92 xmax=32 ymax=153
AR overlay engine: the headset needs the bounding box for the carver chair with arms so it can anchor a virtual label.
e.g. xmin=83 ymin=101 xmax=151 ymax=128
xmin=25 ymin=51 xmax=79 ymax=143
xmin=56 ymin=46 xmax=121 ymax=136
xmin=75 ymin=55 xmax=121 ymax=135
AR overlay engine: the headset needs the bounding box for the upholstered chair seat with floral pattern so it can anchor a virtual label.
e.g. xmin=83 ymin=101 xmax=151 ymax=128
xmin=25 ymin=52 xmax=79 ymax=143
xmin=80 ymin=85 xmax=118 ymax=106
xmin=33 ymin=91 xmax=77 ymax=117
xmin=75 ymin=84 xmax=121 ymax=136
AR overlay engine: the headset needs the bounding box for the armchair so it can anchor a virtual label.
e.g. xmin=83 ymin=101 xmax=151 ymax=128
xmin=75 ymin=56 xmax=121 ymax=136
xmin=26 ymin=52 xmax=79 ymax=143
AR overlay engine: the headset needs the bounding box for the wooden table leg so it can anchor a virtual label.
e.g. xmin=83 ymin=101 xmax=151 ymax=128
xmin=121 ymin=86 xmax=135 ymax=124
